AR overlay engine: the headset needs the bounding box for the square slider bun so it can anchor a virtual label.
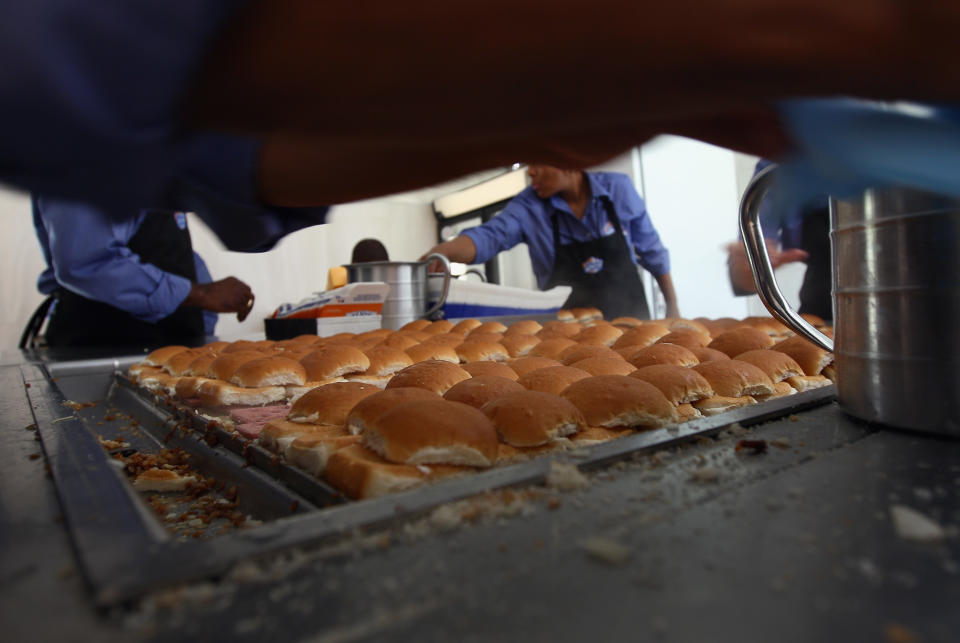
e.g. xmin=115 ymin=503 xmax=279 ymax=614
xmin=689 ymin=346 xmax=731 ymax=363
xmin=286 ymin=427 xmax=361 ymax=476
xmin=482 ymin=390 xmax=585 ymax=447
xmin=362 ymin=399 xmax=499 ymax=467
xmin=733 ymin=349 xmax=804 ymax=382
xmin=141 ymin=345 xmax=190 ymax=367
xmin=163 ymin=348 xmax=210 ymax=376
xmin=561 ymin=375 xmax=678 ymax=429
xmin=499 ymin=334 xmax=541 ymax=358
xmin=771 ymin=336 xmax=834 ymax=376
xmin=692 ymin=395 xmax=756 ymax=416
xmin=630 ymin=364 xmax=714 ymax=404
xmin=537 ymin=320 xmax=582 ymax=338
xmin=287 ymin=381 xmax=380 ymax=425
xmin=258 ymin=419 xmax=339 ymax=455
xmin=325 ymin=444 xmax=466 ymax=500
xmin=346 ymin=387 xmax=441 ymax=435
xmin=574 ymin=323 xmax=623 ymax=347
xmin=559 ymin=343 xmax=621 ymax=365
xmin=385 ymin=360 xmax=471 ymax=395
xmin=611 ymin=324 xmax=670 ymax=350
xmin=451 ymin=318 xmax=483 ymax=335
xmin=231 ymin=356 xmax=307 ymax=387
xmin=517 ymin=365 xmax=591 ymax=396
xmin=443 ymin=375 xmax=525 ymax=409
xmin=692 ymin=360 xmax=776 ymax=398
xmin=627 ymin=343 xmax=699 ymax=369
xmin=197 ymin=379 xmax=287 ymax=407
xmin=571 ymin=426 xmax=630 ymax=446
xmin=786 ymin=374 xmax=833 ymax=392
xmin=655 ymin=329 xmax=712 ymax=350
xmin=707 ymin=326 xmax=775 ymax=358
xmin=344 ymin=345 xmax=413 ymax=387
xmin=528 ymin=338 xmax=578 ymax=360
xmin=455 ymin=340 xmax=509 ymax=363
xmin=460 ymin=361 xmax=519 ymax=380
xmin=300 ymin=345 xmax=371 ymax=381
xmin=206 ymin=351 xmax=267 ymax=381
xmin=504 ymin=319 xmax=543 ymax=336
xmin=406 ymin=342 xmax=460 ymax=364
xmin=508 ymin=356 xmax=562 ymax=377
xmin=570 ymin=356 xmax=636 ymax=377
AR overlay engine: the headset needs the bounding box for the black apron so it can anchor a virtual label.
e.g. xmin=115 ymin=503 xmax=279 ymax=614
xmin=45 ymin=211 xmax=206 ymax=348
xmin=797 ymin=205 xmax=833 ymax=322
xmin=544 ymin=197 xmax=651 ymax=320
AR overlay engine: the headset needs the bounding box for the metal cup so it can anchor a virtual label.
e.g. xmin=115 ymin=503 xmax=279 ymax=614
xmin=344 ymin=255 xmax=452 ymax=330
xmin=740 ymin=164 xmax=960 ymax=434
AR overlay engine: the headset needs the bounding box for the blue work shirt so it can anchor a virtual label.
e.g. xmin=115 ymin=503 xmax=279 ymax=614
xmin=35 ymin=198 xmax=214 ymax=334
xmin=461 ymin=172 xmax=670 ymax=290
xmin=753 ymin=159 xmax=825 ymax=248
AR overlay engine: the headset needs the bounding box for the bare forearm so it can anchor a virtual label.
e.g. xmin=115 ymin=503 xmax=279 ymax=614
xmin=654 ymin=272 xmax=679 ymax=317
xmin=426 ymin=236 xmax=478 ymax=264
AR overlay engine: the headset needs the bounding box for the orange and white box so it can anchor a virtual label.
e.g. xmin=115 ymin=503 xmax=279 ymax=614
xmin=271 ymin=282 xmax=390 ymax=319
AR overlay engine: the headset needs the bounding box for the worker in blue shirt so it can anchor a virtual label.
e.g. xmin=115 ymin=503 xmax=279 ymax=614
xmin=30 ymin=196 xmax=258 ymax=348
xmin=727 ymin=159 xmax=832 ymax=321
xmin=425 ymin=165 xmax=678 ymax=320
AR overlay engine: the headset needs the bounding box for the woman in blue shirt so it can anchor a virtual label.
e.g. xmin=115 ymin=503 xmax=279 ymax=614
xmin=425 ymin=165 xmax=679 ymax=320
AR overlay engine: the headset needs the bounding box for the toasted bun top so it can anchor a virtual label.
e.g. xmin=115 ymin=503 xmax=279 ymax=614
xmin=163 ymin=349 xmax=208 ymax=376
xmin=771 ymin=336 xmax=833 ymax=376
xmin=556 ymin=309 xmax=575 ymax=322
xmin=500 ymin=334 xmax=541 ymax=358
xmin=443 ymin=375 xmax=525 ymax=408
xmin=570 ymin=356 xmax=636 ymax=377
xmin=504 ymin=319 xmax=543 ymax=336
xmin=470 ymin=321 xmax=508 ymax=335
xmin=232 ymin=356 xmax=307 ymax=387
xmin=346 ymin=387 xmax=441 ymax=433
xmin=733 ymin=349 xmax=804 ymax=382
xmin=207 ymin=351 xmax=267 ymax=380
xmin=630 ymin=364 xmax=715 ymax=404
xmin=360 ymin=345 xmax=414 ymax=376
xmin=288 ymin=381 xmax=380 ymax=425
xmin=509 ymin=356 xmax=563 ymax=377
xmin=142 ymin=345 xmax=190 ymax=367
xmin=574 ymin=324 xmax=624 ymax=346
xmin=559 ymin=343 xmax=621 ymax=365
xmin=612 ymin=324 xmax=670 ymax=350
xmin=698 ymin=318 xmax=742 ymax=336
xmin=611 ymin=316 xmax=644 ymax=328
xmin=799 ymin=313 xmax=827 ymax=328
xmin=655 ymin=329 xmax=711 ymax=350
xmin=291 ymin=334 xmax=323 ymax=345
xmin=400 ymin=319 xmax=432 ymax=332
xmin=529 ymin=337 xmax=578 ymax=359
xmin=690 ymin=346 xmax=731 ymax=363
xmin=561 ymin=375 xmax=677 ymax=428
xmin=424 ymin=320 xmax=455 ymax=335
xmin=743 ymin=316 xmax=790 ymax=337
xmin=364 ymin=399 xmax=499 ymax=466
xmin=692 ymin=360 xmax=776 ymax=397
xmin=482 ymin=390 xmax=586 ymax=447
xmin=300 ymin=345 xmax=371 ymax=380
xmin=667 ymin=318 xmax=710 ymax=334
xmin=571 ymin=306 xmax=602 ymax=321
xmin=377 ymin=333 xmax=421 ymax=351
xmin=202 ymin=340 xmax=231 ymax=352
xmin=627 ymin=343 xmax=699 ymax=369
xmin=222 ymin=339 xmax=275 ymax=353
xmin=707 ymin=326 xmax=775 ymax=357
xmin=385 ymin=359 xmax=471 ymax=395
xmin=460 ymin=361 xmax=519 ymax=380
xmin=419 ymin=333 xmax=464 ymax=349
xmin=537 ymin=320 xmax=582 ymax=338
xmin=406 ymin=342 xmax=460 ymax=364
xmin=463 ymin=332 xmax=504 ymax=344
xmin=517 ymin=365 xmax=591 ymax=395
xmin=451 ymin=318 xmax=483 ymax=334
xmin=174 ymin=376 xmax=208 ymax=400
xmin=456 ymin=340 xmax=509 ymax=363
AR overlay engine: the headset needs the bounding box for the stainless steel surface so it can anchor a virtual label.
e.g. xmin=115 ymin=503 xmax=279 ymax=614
xmin=739 ymin=164 xmax=832 ymax=351
xmin=345 ymin=255 xmax=452 ymax=329
xmin=741 ymin=165 xmax=960 ymax=434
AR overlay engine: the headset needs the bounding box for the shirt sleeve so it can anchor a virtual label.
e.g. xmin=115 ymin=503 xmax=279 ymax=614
xmin=38 ymin=197 xmax=192 ymax=323
xmin=459 ymin=195 xmax=532 ymax=265
xmin=612 ymin=177 xmax=670 ymax=276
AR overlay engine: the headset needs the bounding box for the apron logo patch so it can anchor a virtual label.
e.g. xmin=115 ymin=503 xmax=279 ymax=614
xmin=174 ymin=212 xmax=188 ymax=230
xmin=602 ymin=221 xmax=615 ymax=236
xmin=582 ymin=256 xmax=604 ymax=274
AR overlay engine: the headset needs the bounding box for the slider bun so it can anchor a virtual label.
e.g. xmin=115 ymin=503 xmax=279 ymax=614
xmin=529 ymin=337 xmax=578 ymax=359
xmin=451 ymin=318 xmax=483 ymax=335
xmin=174 ymin=376 xmax=209 ymax=399
xmin=507 ymin=356 xmax=563 ymax=377
xmin=184 ymin=353 xmax=219 ymax=377
xmin=287 ymin=381 xmax=380 ymax=425
xmin=500 ymin=334 xmax=541 ymax=358
xmin=423 ymin=320 xmax=455 ymax=335
xmin=406 ymin=342 xmax=460 ymax=364
xmin=377 ymin=333 xmax=421 ymax=351
xmin=300 ymin=345 xmax=371 ymax=380
xmin=455 ymin=340 xmax=509 ymax=363
xmin=689 ymin=346 xmax=731 ymax=363
xmin=559 ymin=343 xmax=621 ymax=365
xmin=400 ymin=319 xmax=432 ymax=332
xmin=325 ymin=444 xmax=464 ymax=499
xmin=692 ymin=360 xmax=776 ymax=398
xmin=504 ymin=320 xmax=543 ymax=336
xmin=207 ymin=351 xmax=268 ymax=380
xmin=363 ymin=399 xmax=499 ymax=466
xmin=460 ymin=361 xmax=519 ymax=380
xmin=556 ymin=309 xmax=575 ymax=322
xmin=258 ymin=419 xmax=338 ymax=454
xmin=668 ymin=318 xmax=710 ymax=334
xmin=222 ymin=339 xmax=275 ymax=353
xmin=197 ymin=380 xmax=287 ymax=406
xmin=799 ymin=313 xmax=828 ymax=328
xmin=655 ymin=329 xmax=711 ymax=350
xmin=612 ymin=324 xmax=670 ymax=350
xmin=691 ymin=395 xmax=756 ymax=416
xmin=517 ymin=365 xmax=591 ymax=395
xmin=753 ymin=380 xmax=798 ymax=401
xmin=676 ymin=403 xmax=702 ymax=422
xmin=707 ymin=326 xmax=775 ymax=357
xmin=482 ymin=390 xmax=586 ymax=447
xmin=630 ymin=364 xmax=715 ymax=404
xmin=359 ymin=345 xmax=413 ymax=376
xmin=698 ymin=317 xmax=742 ymax=336
xmin=385 ymin=359 xmax=471 ymax=395
xmin=733 ymin=349 xmax=804 ymax=382
xmin=463 ymin=332 xmax=504 ymax=343
xmin=572 ymin=426 xmax=630 ymax=446
xmin=561 ymin=375 xmax=677 ymax=429
xmin=571 ymin=306 xmax=603 ymax=322
xmin=627 ymin=343 xmax=699 ymax=368
xmin=537 ymin=320 xmax=582 ymax=338
xmin=164 ymin=349 xmax=210 ymax=376
xmin=346 ymin=387 xmax=441 ymax=435
xmin=742 ymin=316 xmax=790 ymax=337
xmin=574 ymin=323 xmax=623 ymax=346
xmin=287 ymin=428 xmax=361 ymax=476
xmin=232 ymin=356 xmax=307 ymax=387
xmin=443 ymin=375 xmax=525 ymax=408
xmin=611 ymin=316 xmax=644 ymax=329
xmin=201 ymin=340 xmax=231 ymax=353
xmin=142 ymin=345 xmax=190 ymax=367
xmin=570 ymin=356 xmax=636 ymax=376
xmin=771 ymin=336 xmax=833 ymax=376
xmin=418 ymin=333 xmax=464 ymax=348
xmin=785 ymin=374 xmax=833 ymax=392
xmin=469 ymin=321 xmax=508 ymax=335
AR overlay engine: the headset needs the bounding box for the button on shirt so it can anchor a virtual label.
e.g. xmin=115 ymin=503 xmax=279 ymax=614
xmin=461 ymin=172 xmax=670 ymax=290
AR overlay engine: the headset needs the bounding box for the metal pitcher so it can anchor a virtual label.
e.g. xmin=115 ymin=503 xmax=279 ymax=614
xmin=344 ymin=254 xmax=452 ymax=330
xmin=741 ymin=164 xmax=960 ymax=434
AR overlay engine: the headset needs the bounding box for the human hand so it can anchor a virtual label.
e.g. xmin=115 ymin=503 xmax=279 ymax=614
xmin=185 ymin=277 xmax=256 ymax=322
xmin=727 ymin=240 xmax=809 ymax=294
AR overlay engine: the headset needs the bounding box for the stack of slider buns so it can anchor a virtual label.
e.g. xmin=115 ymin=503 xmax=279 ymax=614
xmin=129 ymin=311 xmax=834 ymax=499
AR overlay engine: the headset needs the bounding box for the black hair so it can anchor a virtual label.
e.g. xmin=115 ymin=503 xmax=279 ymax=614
xmin=351 ymin=238 xmax=389 ymax=263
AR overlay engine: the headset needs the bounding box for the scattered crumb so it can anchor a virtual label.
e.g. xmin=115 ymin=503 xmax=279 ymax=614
xmin=735 ymin=439 xmax=768 ymax=454
xmin=788 ymin=414 xmax=800 ymax=422
xmin=770 ymin=437 xmax=791 ymax=449
xmin=883 ymin=623 xmax=921 ymax=643
xmin=689 ymin=467 xmax=721 ymax=483
xmin=545 ymin=461 xmax=590 ymax=492
xmin=890 ymin=505 xmax=945 ymax=543
xmin=579 ymin=536 xmax=631 ymax=566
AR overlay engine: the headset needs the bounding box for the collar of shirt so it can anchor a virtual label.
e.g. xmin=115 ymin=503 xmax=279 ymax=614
xmin=546 ymin=174 xmax=616 ymax=239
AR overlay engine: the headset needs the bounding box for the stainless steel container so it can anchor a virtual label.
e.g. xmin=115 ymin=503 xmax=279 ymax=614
xmin=741 ymin=164 xmax=960 ymax=434
xmin=344 ymin=254 xmax=452 ymax=330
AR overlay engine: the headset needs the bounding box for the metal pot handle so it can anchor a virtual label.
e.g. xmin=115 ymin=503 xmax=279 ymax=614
xmin=422 ymin=253 xmax=452 ymax=318
xmin=739 ymin=164 xmax=834 ymax=352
